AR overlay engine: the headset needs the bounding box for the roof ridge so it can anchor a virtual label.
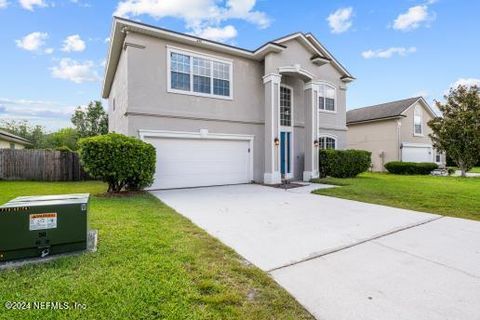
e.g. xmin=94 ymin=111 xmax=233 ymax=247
xmin=348 ymin=96 xmax=421 ymax=112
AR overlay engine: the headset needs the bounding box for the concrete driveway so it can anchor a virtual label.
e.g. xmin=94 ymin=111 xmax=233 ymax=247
xmin=152 ymin=183 xmax=480 ymax=320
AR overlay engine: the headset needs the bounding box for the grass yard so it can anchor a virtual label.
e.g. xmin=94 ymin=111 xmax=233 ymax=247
xmin=0 ymin=181 xmax=312 ymax=320
xmin=312 ymin=173 xmax=480 ymax=221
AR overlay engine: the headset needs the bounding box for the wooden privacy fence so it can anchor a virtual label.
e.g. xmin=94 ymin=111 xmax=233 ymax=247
xmin=0 ymin=149 xmax=89 ymax=181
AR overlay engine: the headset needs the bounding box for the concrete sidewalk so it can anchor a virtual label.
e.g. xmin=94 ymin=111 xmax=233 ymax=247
xmin=152 ymin=183 xmax=480 ymax=320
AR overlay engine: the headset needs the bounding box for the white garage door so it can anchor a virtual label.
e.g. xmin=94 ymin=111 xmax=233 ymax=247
xmin=145 ymin=136 xmax=252 ymax=190
xmin=402 ymin=143 xmax=433 ymax=162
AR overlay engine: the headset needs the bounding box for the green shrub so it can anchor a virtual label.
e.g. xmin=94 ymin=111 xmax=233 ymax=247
xmin=78 ymin=133 xmax=156 ymax=192
xmin=319 ymin=149 xmax=371 ymax=178
xmin=384 ymin=161 xmax=438 ymax=175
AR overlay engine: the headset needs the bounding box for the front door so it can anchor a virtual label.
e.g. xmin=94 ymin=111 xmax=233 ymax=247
xmin=280 ymin=131 xmax=292 ymax=178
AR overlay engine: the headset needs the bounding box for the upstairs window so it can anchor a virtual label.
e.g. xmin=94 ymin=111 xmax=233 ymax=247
xmin=169 ymin=48 xmax=232 ymax=99
xmin=319 ymin=136 xmax=336 ymax=150
xmin=319 ymin=84 xmax=336 ymax=112
xmin=170 ymin=52 xmax=190 ymax=91
xmin=280 ymin=86 xmax=292 ymax=126
xmin=414 ymin=106 xmax=423 ymax=135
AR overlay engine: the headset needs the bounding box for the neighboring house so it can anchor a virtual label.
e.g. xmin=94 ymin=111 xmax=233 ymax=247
xmin=346 ymin=97 xmax=445 ymax=171
xmin=103 ymin=17 xmax=354 ymax=189
xmin=0 ymin=129 xmax=31 ymax=150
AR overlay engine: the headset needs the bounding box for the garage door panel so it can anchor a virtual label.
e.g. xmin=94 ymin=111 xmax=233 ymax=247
xmin=146 ymin=136 xmax=251 ymax=189
xmin=402 ymin=144 xmax=433 ymax=163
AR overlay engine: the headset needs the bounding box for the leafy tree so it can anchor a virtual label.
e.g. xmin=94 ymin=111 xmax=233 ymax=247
xmin=428 ymin=85 xmax=480 ymax=177
xmin=45 ymin=128 xmax=79 ymax=151
xmin=0 ymin=120 xmax=47 ymax=149
xmin=71 ymin=100 xmax=108 ymax=138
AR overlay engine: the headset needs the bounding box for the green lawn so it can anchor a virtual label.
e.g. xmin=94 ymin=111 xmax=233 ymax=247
xmin=312 ymin=173 xmax=480 ymax=221
xmin=0 ymin=181 xmax=312 ymax=320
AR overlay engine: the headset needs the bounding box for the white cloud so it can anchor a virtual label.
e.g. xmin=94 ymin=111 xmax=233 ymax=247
xmin=327 ymin=7 xmax=353 ymax=34
xmin=194 ymin=25 xmax=237 ymax=42
xmin=104 ymin=37 xmax=110 ymax=43
xmin=448 ymin=78 xmax=480 ymax=90
xmin=19 ymin=0 xmax=47 ymax=11
xmin=50 ymin=58 xmax=101 ymax=84
xmin=15 ymin=32 xmax=49 ymax=52
xmin=44 ymin=47 xmax=54 ymax=54
xmin=0 ymin=0 xmax=9 ymax=9
xmin=114 ymin=0 xmax=270 ymax=42
xmin=393 ymin=5 xmax=435 ymax=31
xmin=362 ymin=47 xmax=417 ymax=59
xmin=0 ymin=97 xmax=75 ymax=130
xmin=413 ymin=90 xmax=429 ymax=99
xmin=61 ymin=34 xmax=86 ymax=52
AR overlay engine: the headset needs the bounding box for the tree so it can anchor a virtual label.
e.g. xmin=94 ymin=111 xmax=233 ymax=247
xmin=428 ymin=85 xmax=480 ymax=177
xmin=71 ymin=100 xmax=108 ymax=138
xmin=0 ymin=120 xmax=47 ymax=149
xmin=45 ymin=128 xmax=79 ymax=151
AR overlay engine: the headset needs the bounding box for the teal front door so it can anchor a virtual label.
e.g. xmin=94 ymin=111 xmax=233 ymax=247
xmin=280 ymin=131 xmax=291 ymax=177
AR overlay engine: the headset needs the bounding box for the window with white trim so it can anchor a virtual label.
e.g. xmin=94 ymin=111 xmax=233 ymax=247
xmin=319 ymin=84 xmax=336 ymax=112
xmin=414 ymin=105 xmax=423 ymax=135
xmin=319 ymin=136 xmax=336 ymax=149
xmin=280 ymin=86 xmax=292 ymax=126
xmin=169 ymin=48 xmax=232 ymax=98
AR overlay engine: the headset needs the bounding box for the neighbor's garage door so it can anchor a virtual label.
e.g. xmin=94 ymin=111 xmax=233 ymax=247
xmin=402 ymin=143 xmax=433 ymax=162
xmin=145 ymin=137 xmax=251 ymax=189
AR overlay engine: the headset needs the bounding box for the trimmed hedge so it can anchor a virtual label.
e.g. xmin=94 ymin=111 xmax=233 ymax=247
xmin=319 ymin=149 xmax=372 ymax=178
xmin=384 ymin=161 xmax=438 ymax=175
xmin=79 ymin=133 xmax=156 ymax=192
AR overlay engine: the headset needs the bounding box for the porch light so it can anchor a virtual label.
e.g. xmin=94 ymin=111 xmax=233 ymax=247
xmin=274 ymin=137 xmax=280 ymax=146
xmin=314 ymin=139 xmax=319 ymax=148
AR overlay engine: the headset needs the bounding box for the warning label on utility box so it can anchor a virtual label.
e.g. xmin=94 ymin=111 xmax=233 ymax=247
xmin=29 ymin=213 xmax=57 ymax=231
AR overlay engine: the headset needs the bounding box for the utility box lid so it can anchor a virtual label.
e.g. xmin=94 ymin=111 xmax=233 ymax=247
xmin=1 ymin=194 xmax=90 ymax=208
xmin=7 ymin=194 xmax=90 ymax=203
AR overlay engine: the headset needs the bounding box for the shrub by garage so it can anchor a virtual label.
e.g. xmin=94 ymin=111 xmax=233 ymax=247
xmin=79 ymin=133 xmax=156 ymax=193
xmin=319 ymin=149 xmax=372 ymax=178
xmin=384 ymin=161 xmax=438 ymax=175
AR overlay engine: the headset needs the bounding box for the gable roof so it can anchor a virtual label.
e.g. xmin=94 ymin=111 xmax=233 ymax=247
xmin=347 ymin=97 xmax=424 ymax=125
xmin=272 ymin=32 xmax=354 ymax=81
xmin=102 ymin=17 xmax=354 ymax=98
xmin=0 ymin=129 xmax=31 ymax=145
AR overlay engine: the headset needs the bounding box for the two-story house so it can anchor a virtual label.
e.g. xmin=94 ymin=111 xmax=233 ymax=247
xmin=346 ymin=97 xmax=446 ymax=171
xmin=103 ymin=17 xmax=354 ymax=189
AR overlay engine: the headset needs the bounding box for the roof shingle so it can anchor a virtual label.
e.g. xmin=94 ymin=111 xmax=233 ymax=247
xmin=347 ymin=97 xmax=421 ymax=124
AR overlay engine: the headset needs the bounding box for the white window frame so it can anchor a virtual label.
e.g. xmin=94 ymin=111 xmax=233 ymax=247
xmin=318 ymin=82 xmax=337 ymax=114
xmin=167 ymin=45 xmax=233 ymax=100
xmin=413 ymin=105 xmax=423 ymax=136
xmin=318 ymin=134 xmax=337 ymax=150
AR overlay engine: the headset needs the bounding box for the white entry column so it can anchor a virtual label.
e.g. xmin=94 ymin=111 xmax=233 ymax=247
xmin=263 ymin=73 xmax=282 ymax=184
xmin=303 ymin=82 xmax=319 ymax=181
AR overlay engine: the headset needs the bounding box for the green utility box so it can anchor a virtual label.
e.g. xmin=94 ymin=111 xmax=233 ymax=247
xmin=0 ymin=194 xmax=90 ymax=262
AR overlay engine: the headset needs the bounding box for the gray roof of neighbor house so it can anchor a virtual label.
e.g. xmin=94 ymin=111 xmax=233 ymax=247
xmin=347 ymin=97 xmax=422 ymax=124
xmin=0 ymin=129 xmax=31 ymax=145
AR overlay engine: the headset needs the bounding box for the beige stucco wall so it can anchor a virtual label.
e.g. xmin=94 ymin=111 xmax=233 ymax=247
xmin=108 ymin=47 xmax=129 ymax=135
xmin=0 ymin=139 xmax=26 ymax=149
xmin=107 ymin=31 xmax=349 ymax=181
xmin=346 ymin=119 xmax=399 ymax=171
xmin=400 ymin=101 xmax=435 ymax=145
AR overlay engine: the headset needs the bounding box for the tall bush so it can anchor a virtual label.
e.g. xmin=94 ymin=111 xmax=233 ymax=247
xmin=319 ymin=149 xmax=371 ymax=178
xmin=79 ymin=133 xmax=156 ymax=192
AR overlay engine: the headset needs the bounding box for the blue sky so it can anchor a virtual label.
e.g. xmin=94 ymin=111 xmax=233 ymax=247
xmin=0 ymin=0 xmax=478 ymax=131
